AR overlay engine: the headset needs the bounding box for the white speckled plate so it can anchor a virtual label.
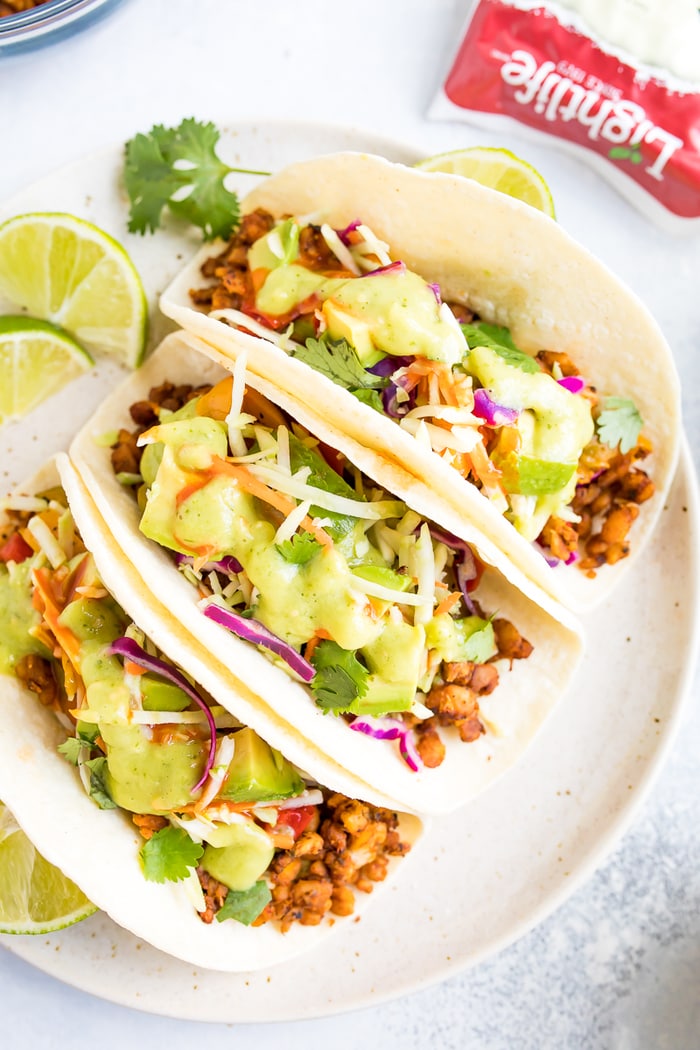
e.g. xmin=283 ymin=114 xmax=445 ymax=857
xmin=0 ymin=122 xmax=698 ymax=1023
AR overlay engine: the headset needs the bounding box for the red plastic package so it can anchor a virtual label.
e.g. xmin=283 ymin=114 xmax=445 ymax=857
xmin=430 ymin=0 xmax=700 ymax=231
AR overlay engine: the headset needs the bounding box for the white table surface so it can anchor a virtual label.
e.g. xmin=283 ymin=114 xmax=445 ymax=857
xmin=1 ymin=1 xmax=699 ymax=1047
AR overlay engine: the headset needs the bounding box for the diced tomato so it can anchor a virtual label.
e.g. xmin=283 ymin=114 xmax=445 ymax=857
xmin=0 ymin=532 xmax=34 ymax=564
xmin=275 ymin=805 xmax=316 ymax=839
xmin=467 ymin=553 xmax=486 ymax=593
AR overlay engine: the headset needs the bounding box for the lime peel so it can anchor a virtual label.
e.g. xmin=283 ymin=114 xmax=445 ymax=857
xmin=0 ymin=315 xmax=93 ymax=426
xmin=0 ymin=212 xmax=148 ymax=368
xmin=415 ymin=146 xmax=556 ymax=218
xmin=0 ymin=802 xmax=96 ymax=935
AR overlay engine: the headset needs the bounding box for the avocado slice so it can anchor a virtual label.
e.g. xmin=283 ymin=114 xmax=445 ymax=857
xmin=219 ymin=728 xmax=305 ymax=803
xmin=201 ymin=821 xmax=275 ymax=891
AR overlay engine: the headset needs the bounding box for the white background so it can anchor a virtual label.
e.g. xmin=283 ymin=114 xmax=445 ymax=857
xmin=1 ymin=1 xmax=699 ymax=1047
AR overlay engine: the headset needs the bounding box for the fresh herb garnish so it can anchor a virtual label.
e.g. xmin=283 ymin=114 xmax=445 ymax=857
xmin=596 ymin=397 xmax=643 ymax=454
xmin=461 ymin=322 xmax=540 ymax=374
xmin=276 ymin=532 xmax=322 ymax=565
xmin=216 ymin=880 xmax=272 ymax=925
xmin=350 ymin=388 xmax=384 ymax=413
xmin=57 ymin=737 xmax=84 ymax=766
xmin=140 ymin=825 xmax=204 ymax=883
xmin=84 ymin=757 xmax=118 ymax=810
xmin=288 ymin=431 xmax=358 ymax=540
xmin=124 ymin=118 xmax=270 ymax=240
xmin=294 ymin=337 xmax=388 ymax=392
xmin=310 ymin=640 xmax=369 ymax=713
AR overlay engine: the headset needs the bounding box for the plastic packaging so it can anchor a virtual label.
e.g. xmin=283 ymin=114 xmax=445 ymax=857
xmin=430 ymin=0 xmax=700 ymax=231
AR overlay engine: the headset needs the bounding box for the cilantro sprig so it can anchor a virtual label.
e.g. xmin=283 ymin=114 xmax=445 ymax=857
xmin=276 ymin=533 xmax=322 ymax=565
xmin=124 ymin=118 xmax=270 ymax=241
xmin=216 ymin=881 xmax=272 ymax=925
xmin=140 ymin=825 xmax=204 ymax=883
xmin=461 ymin=322 xmax=540 ymax=374
xmin=310 ymin=640 xmax=369 ymax=713
xmin=58 ymin=735 xmax=116 ymax=810
xmin=595 ymin=397 xmax=644 ymax=454
xmin=294 ymin=336 xmax=389 ymax=393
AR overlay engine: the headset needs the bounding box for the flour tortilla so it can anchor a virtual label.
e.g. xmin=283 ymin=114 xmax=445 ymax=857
xmin=159 ymin=151 xmax=680 ymax=612
xmin=0 ymin=459 xmax=422 ymax=972
xmin=69 ymin=333 xmax=583 ymax=816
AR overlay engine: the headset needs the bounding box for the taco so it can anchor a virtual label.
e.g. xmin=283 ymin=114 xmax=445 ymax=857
xmin=0 ymin=458 xmax=420 ymax=971
xmin=68 ymin=332 xmax=583 ymax=816
xmin=158 ymin=151 xmax=680 ymax=612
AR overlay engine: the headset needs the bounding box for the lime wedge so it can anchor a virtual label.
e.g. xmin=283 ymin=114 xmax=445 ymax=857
xmin=415 ymin=147 xmax=556 ymax=218
xmin=0 ymin=802 xmax=96 ymax=934
xmin=0 ymin=212 xmax=148 ymax=367
xmin=0 ymin=315 xmax=93 ymax=425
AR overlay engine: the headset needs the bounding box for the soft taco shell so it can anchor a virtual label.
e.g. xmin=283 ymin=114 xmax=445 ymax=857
xmin=159 ymin=151 xmax=680 ymax=612
xmin=69 ymin=332 xmax=583 ymax=816
xmin=0 ymin=459 xmax=422 ymax=972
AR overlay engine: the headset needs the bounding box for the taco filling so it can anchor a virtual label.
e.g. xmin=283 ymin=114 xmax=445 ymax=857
xmin=0 ymin=492 xmax=411 ymax=931
xmin=110 ymin=373 xmax=535 ymax=775
xmin=188 ymin=210 xmax=654 ymax=575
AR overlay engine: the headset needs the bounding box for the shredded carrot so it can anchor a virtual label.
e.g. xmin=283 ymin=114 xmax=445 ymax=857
xmin=209 ymin=458 xmax=333 ymax=548
xmin=303 ymin=629 xmax=332 ymax=663
xmin=31 ymin=567 xmax=82 ymax=665
xmin=124 ymin=660 xmax=147 ymax=676
xmin=434 ymin=591 xmax=463 ymax=617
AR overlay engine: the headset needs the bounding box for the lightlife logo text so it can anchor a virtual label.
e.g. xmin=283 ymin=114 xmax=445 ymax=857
xmin=499 ymin=49 xmax=683 ymax=181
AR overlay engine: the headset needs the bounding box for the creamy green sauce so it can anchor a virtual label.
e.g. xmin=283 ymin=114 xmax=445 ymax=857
xmin=249 ymin=226 xmax=465 ymax=365
xmin=0 ymin=561 xmax=47 ymax=674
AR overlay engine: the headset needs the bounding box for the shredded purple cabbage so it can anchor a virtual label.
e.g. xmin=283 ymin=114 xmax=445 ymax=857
xmin=557 ymin=376 xmax=586 ymax=395
xmin=531 ymin=540 xmax=561 ymax=568
xmin=455 ymin=550 xmax=478 ymax=615
xmin=175 ymin=553 xmax=242 ymax=575
xmin=365 ymin=260 xmax=406 ymax=278
xmin=202 ymin=603 xmax=315 ymax=683
xmin=427 ymin=282 xmax=442 ymax=305
xmin=399 ymin=730 xmax=423 ymax=773
xmin=335 ymin=219 xmax=362 ymax=245
xmin=366 ymin=355 xmax=413 ymax=419
xmin=350 ymin=716 xmax=424 ymax=773
xmin=349 ymin=715 xmax=403 ymax=741
xmin=367 ymin=355 xmax=411 ymax=378
xmin=428 ymin=524 xmax=471 ymax=554
xmin=108 ymin=636 xmax=217 ymax=793
xmin=473 ymin=388 xmax=519 ymax=427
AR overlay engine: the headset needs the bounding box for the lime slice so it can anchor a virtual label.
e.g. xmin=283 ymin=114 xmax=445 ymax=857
xmin=415 ymin=147 xmax=556 ymax=218
xmin=0 ymin=802 xmax=96 ymax=934
xmin=0 ymin=315 xmax=93 ymax=425
xmin=0 ymin=212 xmax=148 ymax=367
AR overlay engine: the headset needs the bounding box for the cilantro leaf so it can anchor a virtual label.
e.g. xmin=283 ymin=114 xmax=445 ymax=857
xmin=124 ymin=118 xmax=269 ymax=241
xmin=288 ymin=431 xmax=357 ymax=540
xmin=596 ymin=397 xmax=643 ymax=454
xmin=350 ymin=388 xmax=384 ymax=413
xmin=216 ymin=880 xmax=272 ymax=926
xmin=84 ymin=757 xmax=118 ymax=810
xmin=57 ymin=737 xmax=83 ymax=766
xmin=461 ymin=322 xmax=540 ymax=374
xmin=276 ymin=532 xmax=322 ymax=565
xmin=140 ymin=826 xmax=204 ymax=883
xmin=310 ymin=640 xmax=369 ymax=713
xmin=293 ymin=337 xmax=388 ymax=392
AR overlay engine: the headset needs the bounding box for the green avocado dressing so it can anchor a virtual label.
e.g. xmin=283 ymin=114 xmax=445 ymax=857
xmin=142 ymin=448 xmax=383 ymax=651
xmin=56 ymin=582 xmax=202 ymax=814
xmin=249 ymin=225 xmax=466 ymax=366
xmin=466 ymin=343 xmax=594 ymax=538
xmin=0 ymin=561 xmax=48 ymax=674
